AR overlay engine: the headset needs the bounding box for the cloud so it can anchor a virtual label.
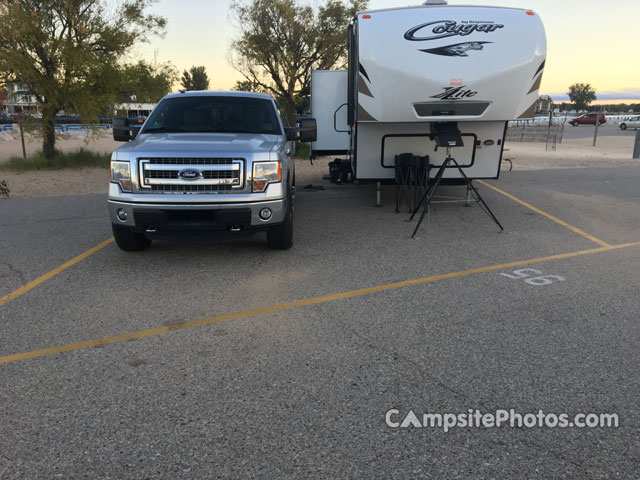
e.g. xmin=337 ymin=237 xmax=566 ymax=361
xmin=544 ymin=88 xmax=640 ymax=103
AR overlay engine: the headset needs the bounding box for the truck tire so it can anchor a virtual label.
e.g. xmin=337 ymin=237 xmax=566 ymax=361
xmin=267 ymin=191 xmax=293 ymax=250
xmin=112 ymin=224 xmax=152 ymax=251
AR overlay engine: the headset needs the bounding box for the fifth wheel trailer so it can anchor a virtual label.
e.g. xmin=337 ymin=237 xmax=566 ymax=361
xmin=311 ymin=1 xmax=547 ymax=181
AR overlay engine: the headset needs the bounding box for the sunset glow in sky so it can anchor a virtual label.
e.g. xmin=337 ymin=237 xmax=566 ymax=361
xmin=135 ymin=0 xmax=640 ymax=104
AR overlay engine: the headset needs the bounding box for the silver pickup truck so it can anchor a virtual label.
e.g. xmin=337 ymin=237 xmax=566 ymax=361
xmin=108 ymin=91 xmax=316 ymax=251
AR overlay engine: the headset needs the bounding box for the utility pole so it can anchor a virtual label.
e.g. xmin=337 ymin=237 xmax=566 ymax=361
xmin=593 ymin=107 xmax=604 ymax=147
xmin=545 ymin=103 xmax=554 ymax=151
xmin=16 ymin=113 xmax=26 ymax=159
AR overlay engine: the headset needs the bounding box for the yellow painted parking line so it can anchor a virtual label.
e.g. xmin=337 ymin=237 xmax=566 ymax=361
xmin=477 ymin=180 xmax=611 ymax=247
xmin=2 ymin=241 xmax=638 ymax=366
xmin=0 ymin=237 xmax=114 ymax=308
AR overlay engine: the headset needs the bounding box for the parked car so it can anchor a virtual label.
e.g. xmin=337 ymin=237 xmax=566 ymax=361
xmin=569 ymin=113 xmax=606 ymax=126
xmin=619 ymin=116 xmax=640 ymax=130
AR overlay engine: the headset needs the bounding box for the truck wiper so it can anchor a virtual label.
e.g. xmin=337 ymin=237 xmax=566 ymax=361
xmin=213 ymin=129 xmax=276 ymax=134
xmin=195 ymin=129 xmax=254 ymax=134
xmin=141 ymin=127 xmax=184 ymax=133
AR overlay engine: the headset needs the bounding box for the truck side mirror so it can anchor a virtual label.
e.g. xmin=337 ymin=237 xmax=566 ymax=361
xmin=113 ymin=117 xmax=132 ymax=142
xmin=297 ymin=118 xmax=317 ymax=142
xmin=284 ymin=118 xmax=317 ymax=142
xmin=285 ymin=127 xmax=298 ymax=141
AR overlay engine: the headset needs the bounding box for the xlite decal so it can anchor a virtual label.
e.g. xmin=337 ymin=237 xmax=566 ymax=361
xmin=405 ymin=20 xmax=504 ymax=41
xmin=420 ymin=41 xmax=491 ymax=57
xmin=430 ymin=86 xmax=478 ymax=100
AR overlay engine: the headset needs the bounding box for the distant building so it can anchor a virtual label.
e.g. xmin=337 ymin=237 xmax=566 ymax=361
xmin=535 ymin=95 xmax=553 ymax=115
xmin=114 ymin=103 xmax=156 ymax=118
xmin=1 ymin=83 xmax=39 ymax=116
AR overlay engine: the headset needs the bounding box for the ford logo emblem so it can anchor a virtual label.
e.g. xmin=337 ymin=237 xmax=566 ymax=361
xmin=178 ymin=169 xmax=202 ymax=180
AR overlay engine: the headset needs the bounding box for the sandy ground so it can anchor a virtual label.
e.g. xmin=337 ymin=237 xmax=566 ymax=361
xmin=0 ymin=131 xmax=638 ymax=198
xmin=504 ymin=135 xmax=638 ymax=170
xmin=0 ymin=131 xmax=120 ymax=198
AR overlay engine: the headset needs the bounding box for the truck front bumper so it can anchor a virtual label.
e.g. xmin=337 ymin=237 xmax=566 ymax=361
xmin=108 ymin=198 xmax=287 ymax=234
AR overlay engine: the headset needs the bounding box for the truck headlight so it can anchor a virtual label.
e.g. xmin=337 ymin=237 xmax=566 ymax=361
xmin=110 ymin=161 xmax=132 ymax=192
xmin=252 ymin=161 xmax=281 ymax=192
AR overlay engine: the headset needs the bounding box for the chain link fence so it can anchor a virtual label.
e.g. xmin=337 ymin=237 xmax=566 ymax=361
xmin=506 ymin=121 xmax=565 ymax=151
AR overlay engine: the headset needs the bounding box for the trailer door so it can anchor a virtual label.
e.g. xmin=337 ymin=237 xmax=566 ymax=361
xmin=311 ymin=70 xmax=350 ymax=156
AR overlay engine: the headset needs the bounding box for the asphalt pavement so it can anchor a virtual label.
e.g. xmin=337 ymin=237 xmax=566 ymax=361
xmin=1 ymin=165 xmax=639 ymax=479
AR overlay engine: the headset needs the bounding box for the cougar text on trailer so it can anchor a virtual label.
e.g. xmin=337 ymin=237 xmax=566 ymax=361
xmin=311 ymin=0 xmax=546 ymax=184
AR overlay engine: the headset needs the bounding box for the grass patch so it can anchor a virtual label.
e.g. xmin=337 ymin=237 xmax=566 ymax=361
xmin=295 ymin=142 xmax=311 ymax=159
xmin=0 ymin=148 xmax=111 ymax=171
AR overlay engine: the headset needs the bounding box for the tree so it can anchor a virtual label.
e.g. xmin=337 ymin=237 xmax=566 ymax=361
xmin=232 ymin=79 xmax=262 ymax=92
xmin=229 ymin=0 xmax=367 ymax=124
xmin=118 ymin=61 xmax=177 ymax=104
xmin=0 ymin=0 xmax=166 ymax=161
xmin=0 ymin=86 xmax=6 ymax=114
xmin=181 ymin=66 xmax=210 ymax=91
xmin=568 ymin=83 xmax=597 ymax=111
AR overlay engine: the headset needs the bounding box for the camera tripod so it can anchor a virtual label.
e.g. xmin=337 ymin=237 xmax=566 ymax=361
xmin=409 ymin=146 xmax=505 ymax=238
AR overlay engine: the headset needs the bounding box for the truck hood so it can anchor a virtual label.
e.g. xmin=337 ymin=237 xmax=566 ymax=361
xmin=117 ymin=133 xmax=283 ymax=157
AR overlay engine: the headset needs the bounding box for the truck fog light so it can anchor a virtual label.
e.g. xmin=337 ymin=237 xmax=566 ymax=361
xmin=117 ymin=208 xmax=128 ymax=221
xmin=259 ymin=208 xmax=272 ymax=220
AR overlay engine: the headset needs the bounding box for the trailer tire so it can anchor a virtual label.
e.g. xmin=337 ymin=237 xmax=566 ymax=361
xmin=267 ymin=190 xmax=293 ymax=250
xmin=620 ymin=123 xmax=627 ymax=130
xmin=112 ymin=224 xmax=152 ymax=251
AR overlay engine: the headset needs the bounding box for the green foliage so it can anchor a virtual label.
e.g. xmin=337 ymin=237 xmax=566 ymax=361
xmin=118 ymin=61 xmax=177 ymax=103
xmin=232 ymin=79 xmax=262 ymax=92
xmin=0 ymin=86 xmax=6 ymax=110
xmin=0 ymin=0 xmax=166 ymax=160
xmin=583 ymin=103 xmax=640 ymax=113
xmin=0 ymin=179 xmax=9 ymax=198
xmin=181 ymin=66 xmax=210 ymax=91
xmin=0 ymin=148 xmax=110 ymax=171
xmin=295 ymin=96 xmax=310 ymax=115
xmin=294 ymin=142 xmax=310 ymax=159
xmin=568 ymin=83 xmax=597 ymax=111
xmin=230 ymin=0 xmax=367 ymax=124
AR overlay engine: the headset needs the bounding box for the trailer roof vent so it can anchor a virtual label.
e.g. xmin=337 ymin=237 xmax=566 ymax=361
xmin=423 ymin=0 xmax=447 ymax=5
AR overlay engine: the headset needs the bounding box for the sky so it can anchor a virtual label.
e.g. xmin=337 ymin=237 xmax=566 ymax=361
xmin=134 ymin=0 xmax=640 ymax=104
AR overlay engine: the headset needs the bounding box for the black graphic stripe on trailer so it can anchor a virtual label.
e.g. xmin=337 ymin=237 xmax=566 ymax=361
xmin=419 ymin=41 xmax=491 ymax=57
xmin=359 ymin=63 xmax=371 ymax=83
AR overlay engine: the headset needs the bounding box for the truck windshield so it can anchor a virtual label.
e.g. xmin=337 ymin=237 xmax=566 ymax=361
xmin=141 ymin=96 xmax=282 ymax=135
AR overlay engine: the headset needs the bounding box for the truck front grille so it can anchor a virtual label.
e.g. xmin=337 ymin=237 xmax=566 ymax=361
xmin=149 ymin=185 xmax=234 ymax=192
xmin=138 ymin=157 xmax=244 ymax=192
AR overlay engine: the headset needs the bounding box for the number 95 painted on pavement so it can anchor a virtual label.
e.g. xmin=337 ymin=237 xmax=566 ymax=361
xmin=500 ymin=268 xmax=566 ymax=286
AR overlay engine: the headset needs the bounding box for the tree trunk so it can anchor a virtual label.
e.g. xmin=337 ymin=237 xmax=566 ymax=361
xmin=42 ymin=106 xmax=56 ymax=164
xmin=283 ymin=97 xmax=297 ymax=128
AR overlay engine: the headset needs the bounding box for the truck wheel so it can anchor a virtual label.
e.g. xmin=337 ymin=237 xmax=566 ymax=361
xmin=112 ymin=224 xmax=152 ymax=251
xmin=267 ymin=193 xmax=293 ymax=250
